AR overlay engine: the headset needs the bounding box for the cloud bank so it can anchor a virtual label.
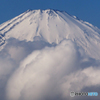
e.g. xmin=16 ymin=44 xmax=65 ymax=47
xmin=0 ymin=39 xmax=100 ymax=100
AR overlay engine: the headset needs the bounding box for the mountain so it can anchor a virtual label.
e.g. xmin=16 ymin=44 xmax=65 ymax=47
xmin=0 ymin=9 xmax=100 ymax=100
xmin=0 ymin=9 xmax=100 ymax=59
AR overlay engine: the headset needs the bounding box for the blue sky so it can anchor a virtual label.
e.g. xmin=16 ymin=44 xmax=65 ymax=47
xmin=0 ymin=0 xmax=100 ymax=28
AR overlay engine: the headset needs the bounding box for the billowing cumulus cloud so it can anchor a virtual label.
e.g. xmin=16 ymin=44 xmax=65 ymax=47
xmin=0 ymin=54 xmax=16 ymax=100
xmin=6 ymin=40 xmax=79 ymax=100
xmin=0 ymin=38 xmax=52 ymax=100
xmin=0 ymin=39 xmax=100 ymax=100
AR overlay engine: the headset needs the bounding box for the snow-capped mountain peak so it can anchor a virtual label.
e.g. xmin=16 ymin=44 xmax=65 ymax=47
xmin=0 ymin=9 xmax=100 ymax=59
xmin=1 ymin=9 xmax=100 ymax=100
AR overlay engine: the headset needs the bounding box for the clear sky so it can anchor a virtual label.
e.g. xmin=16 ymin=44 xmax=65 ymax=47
xmin=0 ymin=0 xmax=100 ymax=28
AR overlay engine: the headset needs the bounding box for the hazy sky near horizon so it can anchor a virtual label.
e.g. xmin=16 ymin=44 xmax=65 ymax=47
xmin=0 ymin=0 xmax=100 ymax=28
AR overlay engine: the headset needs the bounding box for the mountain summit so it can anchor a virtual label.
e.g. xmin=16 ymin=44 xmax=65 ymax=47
xmin=0 ymin=9 xmax=100 ymax=59
xmin=0 ymin=9 xmax=100 ymax=100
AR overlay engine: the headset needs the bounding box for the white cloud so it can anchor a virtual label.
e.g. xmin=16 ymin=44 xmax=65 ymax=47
xmin=0 ymin=39 xmax=100 ymax=100
xmin=0 ymin=55 xmax=16 ymax=100
xmin=61 ymin=66 xmax=100 ymax=99
xmin=6 ymin=40 xmax=79 ymax=100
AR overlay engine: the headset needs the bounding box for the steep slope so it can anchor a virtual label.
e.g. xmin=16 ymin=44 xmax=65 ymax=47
xmin=0 ymin=9 xmax=100 ymax=59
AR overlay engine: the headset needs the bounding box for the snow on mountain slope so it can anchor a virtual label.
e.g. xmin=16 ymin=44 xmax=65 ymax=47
xmin=0 ymin=9 xmax=100 ymax=100
xmin=0 ymin=9 xmax=100 ymax=59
